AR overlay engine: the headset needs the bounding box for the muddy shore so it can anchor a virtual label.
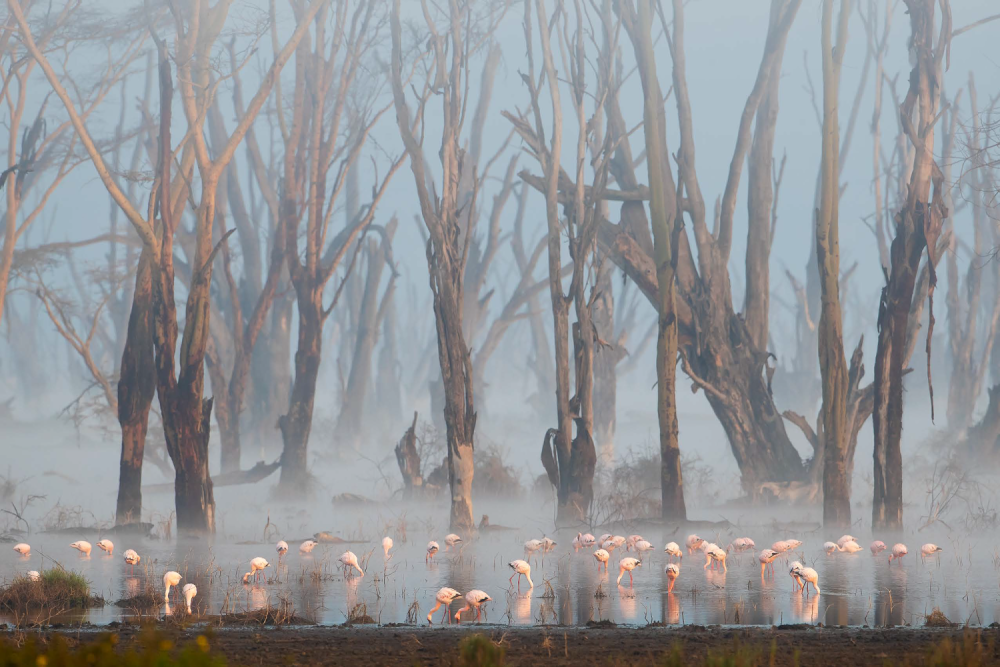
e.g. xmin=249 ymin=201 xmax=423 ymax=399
xmin=6 ymin=624 xmax=999 ymax=665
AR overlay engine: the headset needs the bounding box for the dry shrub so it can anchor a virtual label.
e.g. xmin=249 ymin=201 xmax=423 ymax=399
xmin=924 ymin=608 xmax=957 ymax=627
xmin=0 ymin=569 xmax=103 ymax=615
xmin=40 ymin=502 xmax=98 ymax=531
xmin=591 ymin=448 xmax=660 ymax=524
xmin=345 ymin=602 xmax=375 ymax=625
xmin=474 ymin=443 xmax=523 ymax=498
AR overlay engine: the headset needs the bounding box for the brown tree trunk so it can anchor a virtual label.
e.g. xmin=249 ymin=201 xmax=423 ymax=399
xmin=278 ymin=295 xmax=322 ymax=493
xmin=115 ymin=249 xmax=156 ymax=526
xmin=872 ymin=0 xmax=948 ymax=530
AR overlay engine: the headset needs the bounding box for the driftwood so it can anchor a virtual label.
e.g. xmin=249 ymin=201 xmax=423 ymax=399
xmin=142 ymin=459 xmax=280 ymax=494
xmin=478 ymin=515 xmax=517 ymax=532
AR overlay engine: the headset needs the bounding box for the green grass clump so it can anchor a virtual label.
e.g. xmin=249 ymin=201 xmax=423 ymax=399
xmin=459 ymin=634 xmax=505 ymax=667
xmin=0 ymin=569 xmax=103 ymax=613
xmin=0 ymin=630 xmax=226 ymax=666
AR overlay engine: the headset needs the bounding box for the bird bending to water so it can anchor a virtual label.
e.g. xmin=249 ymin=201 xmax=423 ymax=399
xmin=626 ymin=535 xmax=644 ymax=551
xmin=299 ymin=540 xmax=318 ymax=554
xmin=594 ymin=548 xmax=610 ymax=572
xmin=427 ymin=587 xmax=462 ymax=624
xmin=573 ymin=533 xmax=596 ymax=551
xmin=920 ymin=544 xmax=943 ymax=560
xmin=508 ymin=559 xmax=534 ymax=589
xmin=729 ymin=537 xmax=755 ymax=552
xmin=444 ymin=534 xmax=462 ymax=551
xmin=382 ymin=536 xmax=393 ymax=559
xmin=870 ymin=540 xmax=887 ymax=555
xmin=182 ymin=583 xmax=197 ymax=613
xmin=339 ymin=551 xmax=364 ymax=578
xmin=524 ymin=539 xmax=543 ymax=560
xmin=617 ymin=558 xmax=641 ymax=586
xmin=840 ymin=540 xmax=863 ymax=554
xmin=758 ymin=549 xmax=779 ymax=577
xmin=601 ymin=539 xmax=617 ymax=554
xmin=824 ymin=541 xmax=841 ymax=555
xmin=27 ymin=571 xmax=40 ymax=582
xmin=123 ymin=549 xmax=141 ymax=575
xmin=836 ymin=535 xmax=858 ymax=549
xmin=685 ymin=535 xmax=704 ymax=553
xmin=609 ymin=536 xmax=627 ymax=550
xmin=455 ymin=590 xmax=491 ymax=623
xmin=704 ymin=546 xmax=727 ymax=572
xmin=426 ymin=541 xmax=440 ymax=562
xmin=791 ymin=564 xmax=820 ymax=594
xmin=163 ymin=571 xmax=182 ymax=601
xmin=541 ymin=537 xmax=557 ymax=554
xmin=13 ymin=543 xmax=29 ymax=556
xmin=598 ymin=533 xmax=613 ymax=546
xmin=97 ymin=539 xmax=114 ymax=556
xmin=888 ymin=543 xmax=908 ymax=564
xmin=634 ymin=540 xmax=654 ymax=556
xmin=663 ymin=542 xmax=683 ymax=562
xmin=665 ymin=563 xmax=680 ymax=593
xmin=788 ymin=561 xmax=804 ymax=589
xmin=243 ymin=557 xmax=270 ymax=584
xmin=70 ymin=541 xmax=92 ymax=556
xmin=276 ymin=541 xmax=288 ymax=559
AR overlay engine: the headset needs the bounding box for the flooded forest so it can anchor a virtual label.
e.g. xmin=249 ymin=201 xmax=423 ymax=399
xmin=2 ymin=0 xmax=1000 ymax=663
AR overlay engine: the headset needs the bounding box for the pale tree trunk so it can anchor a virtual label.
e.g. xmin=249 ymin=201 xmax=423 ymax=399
xmin=872 ymin=0 xmax=949 ymax=530
xmin=816 ymin=0 xmax=852 ymax=527
xmin=591 ymin=258 xmax=617 ymax=463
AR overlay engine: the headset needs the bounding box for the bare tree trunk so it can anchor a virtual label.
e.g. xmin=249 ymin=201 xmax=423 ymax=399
xmin=115 ymin=249 xmax=155 ymax=526
xmin=872 ymin=0 xmax=949 ymax=530
xmin=278 ymin=296 xmax=322 ymax=491
xmin=816 ymin=0 xmax=852 ymax=527
xmin=592 ymin=258 xmax=617 ymax=462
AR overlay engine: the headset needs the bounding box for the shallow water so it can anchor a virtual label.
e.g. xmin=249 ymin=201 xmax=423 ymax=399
xmin=2 ymin=523 xmax=994 ymax=628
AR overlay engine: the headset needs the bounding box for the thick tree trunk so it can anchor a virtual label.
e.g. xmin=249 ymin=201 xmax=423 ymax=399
xmin=165 ymin=395 xmax=215 ymax=533
xmin=375 ymin=294 xmax=403 ymax=425
xmin=115 ymin=250 xmax=156 ymax=526
xmin=277 ymin=297 xmax=322 ymax=495
xmin=592 ymin=259 xmax=617 ymax=463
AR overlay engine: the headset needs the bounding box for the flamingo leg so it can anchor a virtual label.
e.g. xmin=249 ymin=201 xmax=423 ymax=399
xmin=629 ymin=571 xmax=634 ymax=586
xmin=442 ymin=605 xmax=450 ymax=624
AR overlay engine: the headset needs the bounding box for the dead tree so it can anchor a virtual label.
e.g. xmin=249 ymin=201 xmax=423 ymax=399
xmin=872 ymin=0 xmax=950 ymax=530
xmin=278 ymin=1 xmax=402 ymax=497
xmin=814 ymin=0 xmax=853 ymax=527
xmin=394 ymin=412 xmax=422 ymax=498
xmin=388 ymin=0 xmax=512 ymax=531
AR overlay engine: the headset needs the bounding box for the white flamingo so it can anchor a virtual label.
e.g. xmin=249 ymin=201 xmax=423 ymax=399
xmin=617 ymin=557 xmax=642 ymax=586
xmin=427 ymin=587 xmax=462 ymax=624
xmin=634 ymin=540 xmax=654 ymax=556
xmin=444 ymin=534 xmax=463 ymax=551
xmin=594 ymin=548 xmax=610 ymax=572
xmin=27 ymin=571 xmax=40 ymax=582
xmin=626 ymin=535 xmax=644 ymax=551
xmin=541 ymin=537 xmax=557 ymax=554
xmin=791 ymin=564 xmax=820 ymax=594
xmin=524 ymin=539 xmax=543 ymax=561
xmin=163 ymin=571 xmax=182 ymax=601
xmin=870 ymin=540 xmax=887 ymax=555
xmin=824 ymin=541 xmax=841 ymax=554
xmin=426 ymin=541 xmax=440 ymax=562
xmin=789 ymin=561 xmax=804 ymax=589
xmin=729 ymin=537 xmax=755 ymax=552
xmin=13 ymin=543 xmax=29 ymax=556
xmin=276 ymin=541 xmax=289 ymax=559
xmin=508 ymin=559 xmax=534 ymax=590
xmin=758 ymin=549 xmax=779 ymax=577
xmin=888 ymin=543 xmax=908 ymax=564
xmin=70 ymin=541 xmax=92 ymax=557
xmin=920 ymin=543 xmax=943 ymax=561
xmin=573 ymin=533 xmax=596 ymax=551
xmin=704 ymin=546 xmax=728 ymax=572
xmin=382 ymin=536 xmax=393 ymax=559
xmin=454 ymin=590 xmax=491 ymax=623
xmin=663 ymin=542 xmax=683 ymax=562
xmin=242 ymin=557 xmax=270 ymax=584
xmin=182 ymin=583 xmax=197 ymax=613
xmin=840 ymin=540 xmax=864 ymax=554
xmin=339 ymin=551 xmax=364 ymax=578
xmin=665 ymin=563 xmax=680 ymax=593
xmin=685 ymin=534 xmax=705 ymax=553
xmin=299 ymin=540 xmax=318 ymax=554
xmin=123 ymin=549 xmax=141 ymax=575
xmin=836 ymin=535 xmax=858 ymax=549
xmin=96 ymin=539 xmax=114 ymax=556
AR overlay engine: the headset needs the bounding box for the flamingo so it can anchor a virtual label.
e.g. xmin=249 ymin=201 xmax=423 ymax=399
xmin=163 ymin=571 xmax=182 ymax=601
xmin=524 ymin=539 xmax=543 ymax=561
xmin=836 ymin=535 xmax=858 ymax=549
xmin=729 ymin=537 xmax=755 ymax=552
xmin=573 ymin=533 xmax=596 ymax=551
xmin=626 ymin=535 xmax=644 ymax=551
xmin=791 ymin=564 xmax=820 ymax=594
xmin=789 ymin=561 xmax=804 ymax=589
xmin=96 ymin=539 xmax=114 ymax=556
xmin=870 ymin=540 xmax=887 ymax=555
xmin=824 ymin=541 xmax=842 ymax=554
xmin=299 ymin=539 xmax=318 ymax=554
xmin=685 ymin=535 xmax=705 ymax=553
xmin=601 ymin=539 xmax=618 ymax=555
xmin=541 ymin=537 xmax=557 ymax=554
xmin=634 ymin=540 xmax=654 ymax=556
xmin=508 ymin=559 xmax=534 ymax=590
xmin=888 ymin=543 xmax=908 ymax=565
xmin=12 ymin=543 xmax=29 ymax=556
xmin=665 ymin=563 xmax=680 ymax=593
xmin=242 ymin=557 xmax=270 ymax=584
xmin=182 ymin=583 xmax=197 ymax=613
xmin=617 ymin=557 xmax=642 ymax=586
xmin=339 ymin=551 xmax=364 ymax=578
xmin=758 ymin=549 xmax=779 ymax=577
xmin=598 ymin=533 xmax=613 ymax=546
xmin=840 ymin=540 xmax=864 ymax=554
xmin=454 ymin=590 xmax=492 ymax=623
xmin=663 ymin=542 xmax=683 ymax=562
xmin=444 ymin=534 xmax=463 ymax=551
xmin=27 ymin=571 xmax=40 ymax=582
xmin=123 ymin=549 xmax=141 ymax=575
xmin=427 ymin=587 xmax=462 ymax=624
xmin=382 ymin=536 xmax=393 ymax=559
xmin=609 ymin=536 xmax=627 ymax=550
xmin=426 ymin=541 xmax=440 ymax=562
xmin=705 ymin=546 xmax=728 ymax=572
xmin=594 ymin=548 xmax=610 ymax=572
xmin=920 ymin=544 xmax=943 ymax=561
xmin=70 ymin=541 xmax=92 ymax=557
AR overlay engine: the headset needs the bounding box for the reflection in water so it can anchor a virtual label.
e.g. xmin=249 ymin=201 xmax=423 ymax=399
xmin=664 ymin=592 xmax=681 ymax=624
xmin=513 ymin=589 xmax=532 ymax=623
xmin=616 ymin=585 xmax=637 ymax=622
xmin=790 ymin=590 xmax=820 ymax=623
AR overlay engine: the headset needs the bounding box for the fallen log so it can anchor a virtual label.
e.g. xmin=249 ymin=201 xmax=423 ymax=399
xmin=142 ymin=459 xmax=280 ymax=493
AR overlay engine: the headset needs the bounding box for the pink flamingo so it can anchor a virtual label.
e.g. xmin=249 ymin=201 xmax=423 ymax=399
xmin=454 ymin=590 xmax=491 ymax=623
